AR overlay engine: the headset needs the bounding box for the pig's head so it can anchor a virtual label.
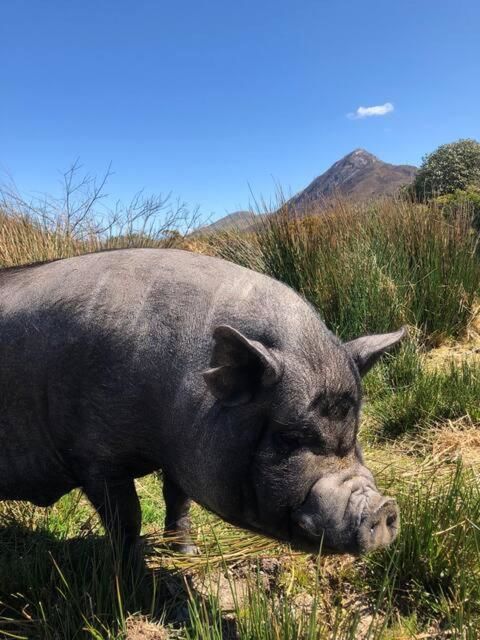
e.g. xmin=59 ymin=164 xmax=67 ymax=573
xmin=203 ymin=323 xmax=405 ymax=555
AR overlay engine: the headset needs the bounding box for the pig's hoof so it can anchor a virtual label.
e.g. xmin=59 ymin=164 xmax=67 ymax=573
xmin=177 ymin=543 xmax=200 ymax=556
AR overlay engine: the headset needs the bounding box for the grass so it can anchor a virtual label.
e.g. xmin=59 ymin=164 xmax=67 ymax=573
xmin=1 ymin=186 xmax=480 ymax=637
xmin=363 ymin=340 xmax=480 ymax=438
xmin=365 ymin=463 xmax=480 ymax=631
xmin=205 ymin=198 xmax=480 ymax=343
xmin=0 ymin=210 xmax=188 ymax=269
xmin=1 ymin=459 xmax=479 ymax=639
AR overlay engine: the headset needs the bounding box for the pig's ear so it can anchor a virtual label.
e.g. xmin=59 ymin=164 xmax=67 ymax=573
xmin=203 ymin=325 xmax=283 ymax=406
xmin=344 ymin=327 xmax=406 ymax=376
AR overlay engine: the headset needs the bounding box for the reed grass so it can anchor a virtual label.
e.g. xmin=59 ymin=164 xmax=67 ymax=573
xmin=1 ymin=461 xmax=479 ymax=639
xmin=206 ymin=198 xmax=480 ymax=343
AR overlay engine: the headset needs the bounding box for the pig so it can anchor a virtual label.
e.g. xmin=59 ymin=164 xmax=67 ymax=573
xmin=0 ymin=248 xmax=404 ymax=556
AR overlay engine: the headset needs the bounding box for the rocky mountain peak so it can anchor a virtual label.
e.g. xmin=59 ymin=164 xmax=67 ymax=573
xmin=196 ymin=149 xmax=418 ymax=234
xmin=290 ymin=149 xmax=417 ymax=207
xmin=345 ymin=148 xmax=379 ymax=161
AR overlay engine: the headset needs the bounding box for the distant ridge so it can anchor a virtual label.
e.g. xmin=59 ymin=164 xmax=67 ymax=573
xmin=290 ymin=149 xmax=417 ymax=209
xmin=196 ymin=149 xmax=417 ymax=234
xmin=193 ymin=210 xmax=255 ymax=235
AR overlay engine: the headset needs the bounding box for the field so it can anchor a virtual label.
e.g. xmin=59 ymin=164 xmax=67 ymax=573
xmin=0 ymin=189 xmax=479 ymax=639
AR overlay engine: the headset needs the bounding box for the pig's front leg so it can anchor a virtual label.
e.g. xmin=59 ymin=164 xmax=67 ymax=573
xmin=162 ymin=473 xmax=198 ymax=555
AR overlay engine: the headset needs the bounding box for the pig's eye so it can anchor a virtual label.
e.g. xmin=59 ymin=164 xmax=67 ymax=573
xmin=272 ymin=431 xmax=302 ymax=452
xmin=272 ymin=431 xmax=324 ymax=454
xmin=330 ymin=400 xmax=352 ymax=420
xmin=316 ymin=397 xmax=353 ymax=421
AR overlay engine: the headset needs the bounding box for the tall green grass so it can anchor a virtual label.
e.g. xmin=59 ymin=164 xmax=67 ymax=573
xmin=2 ymin=464 xmax=479 ymax=639
xmin=183 ymin=463 xmax=480 ymax=639
xmin=365 ymin=462 xmax=480 ymax=637
xmin=363 ymin=341 xmax=480 ymax=437
xmin=3 ymin=189 xmax=479 ymax=345
xmin=207 ymin=198 xmax=480 ymax=343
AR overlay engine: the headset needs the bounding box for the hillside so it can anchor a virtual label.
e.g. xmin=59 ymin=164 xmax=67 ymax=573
xmin=201 ymin=150 xmax=418 ymax=233
xmin=290 ymin=149 xmax=417 ymax=209
xmin=194 ymin=210 xmax=255 ymax=235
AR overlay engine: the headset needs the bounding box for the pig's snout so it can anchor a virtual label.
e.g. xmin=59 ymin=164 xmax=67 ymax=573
xmin=356 ymin=496 xmax=399 ymax=553
xmin=291 ymin=469 xmax=399 ymax=555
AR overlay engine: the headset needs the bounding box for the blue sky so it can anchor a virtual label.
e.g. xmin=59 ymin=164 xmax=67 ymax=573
xmin=1 ymin=0 xmax=479 ymax=221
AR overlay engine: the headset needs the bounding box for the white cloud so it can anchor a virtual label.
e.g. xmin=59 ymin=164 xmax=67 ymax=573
xmin=347 ymin=102 xmax=394 ymax=119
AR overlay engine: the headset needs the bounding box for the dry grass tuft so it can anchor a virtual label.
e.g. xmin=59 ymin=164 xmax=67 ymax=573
xmin=468 ymin=301 xmax=480 ymax=338
xmin=178 ymin=236 xmax=216 ymax=256
xmin=126 ymin=616 xmax=170 ymax=640
xmin=146 ymin=523 xmax=280 ymax=573
xmin=425 ymin=419 xmax=480 ymax=468
xmin=424 ymin=301 xmax=480 ymax=372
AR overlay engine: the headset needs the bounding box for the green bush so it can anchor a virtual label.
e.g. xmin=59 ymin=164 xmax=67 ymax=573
xmin=411 ymin=138 xmax=480 ymax=201
xmin=436 ymin=186 xmax=480 ymax=232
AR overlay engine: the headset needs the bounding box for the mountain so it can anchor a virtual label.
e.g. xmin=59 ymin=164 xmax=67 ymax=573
xmin=193 ymin=210 xmax=255 ymax=235
xmin=195 ymin=150 xmax=417 ymax=234
xmin=290 ymin=149 xmax=417 ymax=209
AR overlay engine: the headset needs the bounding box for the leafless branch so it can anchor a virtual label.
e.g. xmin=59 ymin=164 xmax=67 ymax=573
xmin=0 ymin=161 xmax=205 ymax=245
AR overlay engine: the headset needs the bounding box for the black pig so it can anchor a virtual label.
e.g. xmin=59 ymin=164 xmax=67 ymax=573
xmin=0 ymin=249 xmax=404 ymax=555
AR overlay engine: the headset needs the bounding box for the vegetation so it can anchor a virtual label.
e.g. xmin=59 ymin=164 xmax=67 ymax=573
xmin=411 ymin=138 xmax=480 ymax=201
xmin=363 ymin=341 xmax=480 ymax=437
xmin=0 ymin=162 xmax=200 ymax=268
xmin=1 ymin=171 xmax=480 ymax=638
xmin=206 ymin=198 xmax=479 ymax=344
xmin=436 ymin=186 xmax=480 ymax=233
xmin=1 ymin=457 xmax=479 ymax=638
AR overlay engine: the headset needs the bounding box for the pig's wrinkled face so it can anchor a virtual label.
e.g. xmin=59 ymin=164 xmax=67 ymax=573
xmin=250 ymin=357 xmax=398 ymax=555
xmin=203 ymin=324 xmax=405 ymax=555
